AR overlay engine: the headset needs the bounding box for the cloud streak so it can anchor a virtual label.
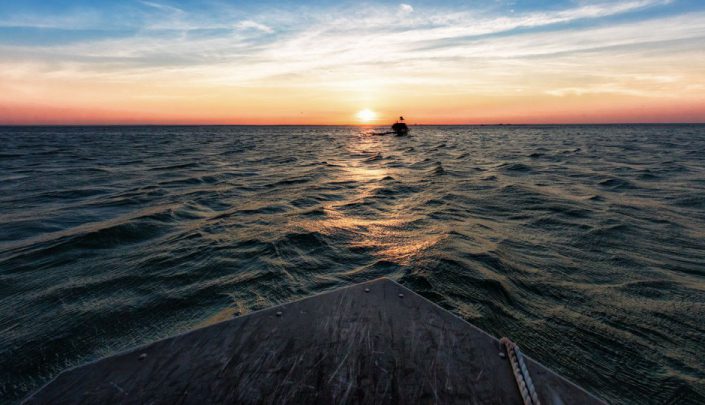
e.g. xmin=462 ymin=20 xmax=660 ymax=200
xmin=399 ymin=4 xmax=414 ymax=14
xmin=234 ymin=20 xmax=274 ymax=33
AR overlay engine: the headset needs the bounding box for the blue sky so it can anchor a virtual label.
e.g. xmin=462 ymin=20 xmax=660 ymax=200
xmin=2 ymin=0 xmax=703 ymax=58
xmin=2 ymin=1 xmax=703 ymax=41
xmin=1 ymin=0 xmax=704 ymax=123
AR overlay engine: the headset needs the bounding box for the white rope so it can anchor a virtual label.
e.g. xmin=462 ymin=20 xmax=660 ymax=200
xmin=501 ymin=337 xmax=541 ymax=405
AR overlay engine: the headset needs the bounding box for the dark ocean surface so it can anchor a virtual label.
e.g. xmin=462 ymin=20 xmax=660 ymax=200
xmin=1 ymin=125 xmax=705 ymax=403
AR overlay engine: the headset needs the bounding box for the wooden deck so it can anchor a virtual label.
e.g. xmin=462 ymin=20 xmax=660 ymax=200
xmin=25 ymin=278 xmax=603 ymax=404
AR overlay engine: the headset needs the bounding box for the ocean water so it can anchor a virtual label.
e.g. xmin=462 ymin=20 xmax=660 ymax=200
xmin=1 ymin=125 xmax=704 ymax=403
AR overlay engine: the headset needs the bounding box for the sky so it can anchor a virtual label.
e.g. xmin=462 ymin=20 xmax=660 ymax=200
xmin=0 ymin=0 xmax=704 ymax=125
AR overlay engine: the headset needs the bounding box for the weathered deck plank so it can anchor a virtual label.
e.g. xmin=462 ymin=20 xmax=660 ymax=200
xmin=25 ymin=278 xmax=602 ymax=404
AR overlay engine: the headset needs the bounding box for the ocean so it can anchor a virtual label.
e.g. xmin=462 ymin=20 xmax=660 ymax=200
xmin=1 ymin=125 xmax=704 ymax=403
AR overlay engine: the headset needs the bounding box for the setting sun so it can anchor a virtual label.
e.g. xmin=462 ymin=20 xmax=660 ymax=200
xmin=356 ymin=109 xmax=377 ymax=123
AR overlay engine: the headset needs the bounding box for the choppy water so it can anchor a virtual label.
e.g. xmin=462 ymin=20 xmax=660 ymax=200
xmin=1 ymin=125 xmax=705 ymax=403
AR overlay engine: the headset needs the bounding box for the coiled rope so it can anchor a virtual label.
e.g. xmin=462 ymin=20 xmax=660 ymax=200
xmin=501 ymin=337 xmax=541 ymax=405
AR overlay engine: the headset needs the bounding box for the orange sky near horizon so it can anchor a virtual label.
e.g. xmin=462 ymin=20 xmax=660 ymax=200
xmin=2 ymin=86 xmax=704 ymax=125
xmin=3 ymin=100 xmax=705 ymax=125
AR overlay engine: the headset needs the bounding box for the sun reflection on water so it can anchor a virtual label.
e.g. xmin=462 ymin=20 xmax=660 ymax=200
xmin=294 ymin=132 xmax=445 ymax=267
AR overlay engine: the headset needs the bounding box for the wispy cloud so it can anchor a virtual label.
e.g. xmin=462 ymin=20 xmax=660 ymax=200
xmin=234 ymin=20 xmax=274 ymax=34
xmin=0 ymin=1 xmax=693 ymax=74
xmin=399 ymin=4 xmax=414 ymax=14
xmin=140 ymin=1 xmax=185 ymax=15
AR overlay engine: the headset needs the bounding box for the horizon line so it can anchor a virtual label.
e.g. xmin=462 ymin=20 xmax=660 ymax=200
xmin=2 ymin=121 xmax=705 ymax=127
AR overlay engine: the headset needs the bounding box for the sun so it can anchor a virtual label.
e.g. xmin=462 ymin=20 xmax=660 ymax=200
xmin=356 ymin=109 xmax=377 ymax=123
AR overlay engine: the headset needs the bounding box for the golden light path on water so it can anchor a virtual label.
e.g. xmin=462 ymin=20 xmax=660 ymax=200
xmin=295 ymin=132 xmax=445 ymax=268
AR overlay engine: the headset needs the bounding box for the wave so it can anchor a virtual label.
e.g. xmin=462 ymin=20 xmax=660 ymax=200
xmin=431 ymin=162 xmax=447 ymax=176
xmin=598 ymin=177 xmax=635 ymax=190
xmin=499 ymin=162 xmax=532 ymax=172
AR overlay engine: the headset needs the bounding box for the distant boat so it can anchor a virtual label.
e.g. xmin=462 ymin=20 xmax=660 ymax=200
xmin=391 ymin=116 xmax=409 ymax=136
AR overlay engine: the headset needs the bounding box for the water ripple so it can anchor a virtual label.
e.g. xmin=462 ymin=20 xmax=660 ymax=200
xmin=1 ymin=125 xmax=705 ymax=403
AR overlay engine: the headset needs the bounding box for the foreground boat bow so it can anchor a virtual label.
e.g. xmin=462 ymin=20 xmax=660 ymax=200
xmin=24 ymin=278 xmax=602 ymax=404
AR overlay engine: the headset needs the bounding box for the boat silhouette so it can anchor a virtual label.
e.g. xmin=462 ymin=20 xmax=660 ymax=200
xmin=391 ymin=116 xmax=409 ymax=136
